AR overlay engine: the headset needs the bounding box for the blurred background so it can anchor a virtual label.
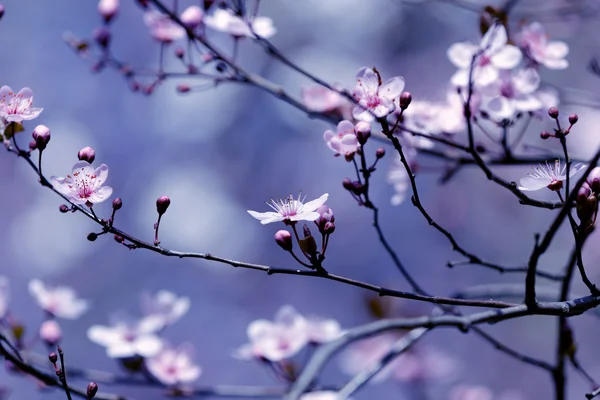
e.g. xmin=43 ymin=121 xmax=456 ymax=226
xmin=1 ymin=0 xmax=600 ymax=398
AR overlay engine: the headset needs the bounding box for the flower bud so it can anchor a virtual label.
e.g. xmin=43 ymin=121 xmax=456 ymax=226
xmin=180 ymin=5 xmax=203 ymax=29
xmin=175 ymin=47 xmax=185 ymax=59
xmin=548 ymin=107 xmax=559 ymax=119
xmin=93 ymin=27 xmax=111 ymax=48
xmin=32 ymin=125 xmax=51 ymax=150
xmin=0 ymin=4 xmax=4 ymax=20
xmin=87 ymin=232 xmax=98 ymax=241
xmin=342 ymin=178 xmax=353 ymax=191
xmin=399 ymin=92 xmax=412 ymax=110
xmin=59 ymin=205 xmax=69 ymax=213
xmin=114 ymin=234 xmax=124 ymax=244
xmin=375 ymin=148 xmax=385 ymax=159
xmin=112 ymin=197 xmax=122 ymax=210
xmin=274 ymin=230 xmax=292 ymax=251
xmin=540 ymin=131 xmax=551 ymax=139
xmin=324 ymin=221 xmax=335 ymax=234
xmin=569 ymin=114 xmax=578 ymax=125
xmin=156 ymin=196 xmax=171 ymax=215
xmin=87 ymin=382 xmax=99 ymax=399
xmin=177 ymin=84 xmax=191 ymax=93
xmin=577 ymin=184 xmax=591 ymax=206
xmin=49 ymin=352 xmax=58 ymax=364
xmin=40 ymin=320 xmax=62 ymax=346
xmin=29 ymin=140 xmax=37 ymax=151
xmin=589 ymin=167 xmax=600 ymax=194
xmin=351 ymin=182 xmax=365 ymax=195
xmin=315 ymin=205 xmax=334 ymax=233
xmin=98 ymin=0 xmax=119 ymax=22
xmin=78 ymin=147 xmax=96 ymax=164
xmin=355 ymin=121 xmax=371 ymax=145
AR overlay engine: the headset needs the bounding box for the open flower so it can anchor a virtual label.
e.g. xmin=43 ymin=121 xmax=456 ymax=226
xmin=248 ymin=193 xmax=328 ymax=225
xmin=448 ymin=24 xmax=522 ymax=87
xmin=517 ymin=21 xmax=568 ymax=69
xmin=29 ymin=279 xmax=89 ymax=319
xmin=0 ymin=276 xmax=9 ymax=320
xmin=87 ymin=315 xmax=164 ymax=358
xmin=204 ymin=9 xmax=276 ymax=38
xmin=140 ymin=290 xmax=190 ymax=327
xmin=144 ymin=10 xmax=186 ymax=43
xmin=0 ymin=86 xmax=43 ymax=124
xmin=323 ymin=120 xmax=359 ymax=156
xmin=518 ymin=160 xmax=585 ymax=191
xmin=305 ymin=316 xmax=342 ymax=343
xmin=50 ymin=161 xmax=113 ymax=205
xmin=146 ymin=343 xmax=201 ymax=386
xmin=480 ymin=68 xmax=543 ymax=120
xmin=352 ymin=68 xmax=404 ymax=122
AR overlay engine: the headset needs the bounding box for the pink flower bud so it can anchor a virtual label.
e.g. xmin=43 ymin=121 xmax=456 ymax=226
xmin=156 ymin=196 xmax=171 ymax=215
xmin=0 ymin=4 xmax=5 ymax=20
xmin=568 ymin=114 xmax=578 ymax=125
xmin=49 ymin=352 xmax=58 ymax=364
xmin=577 ymin=184 xmax=591 ymax=205
xmin=78 ymin=146 xmax=96 ymax=164
xmin=112 ymin=197 xmax=122 ymax=210
xmin=40 ymin=320 xmax=62 ymax=346
xmin=355 ymin=121 xmax=371 ymax=145
xmin=315 ymin=205 xmax=334 ymax=233
xmin=175 ymin=47 xmax=185 ymax=58
xmin=93 ymin=27 xmax=111 ymax=48
xmin=342 ymin=178 xmax=353 ymax=191
xmin=548 ymin=107 xmax=559 ymax=119
xmin=177 ymin=84 xmax=191 ymax=93
xmin=540 ymin=131 xmax=551 ymax=139
xmin=588 ymin=167 xmax=600 ymax=194
xmin=32 ymin=125 xmax=51 ymax=150
xmin=399 ymin=92 xmax=412 ymax=110
xmin=274 ymin=230 xmax=292 ymax=251
xmin=375 ymin=147 xmax=385 ymax=159
xmin=180 ymin=6 xmax=203 ymax=29
xmin=324 ymin=221 xmax=335 ymax=234
xmin=29 ymin=140 xmax=37 ymax=151
xmin=98 ymin=0 xmax=119 ymax=23
xmin=114 ymin=234 xmax=124 ymax=243
xmin=59 ymin=205 xmax=69 ymax=213
xmin=87 ymin=382 xmax=99 ymax=399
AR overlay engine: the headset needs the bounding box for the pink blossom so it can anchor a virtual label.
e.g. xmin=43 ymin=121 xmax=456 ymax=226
xmin=449 ymin=385 xmax=494 ymax=400
xmin=39 ymin=320 xmax=62 ymax=345
xmin=204 ymin=9 xmax=276 ymax=38
xmin=352 ymin=67 xmax=405 ymax=122
xmin=301 ymin=85 xmax=346 ymax=113
xmin=480 ymin=69 xmax=543 ymax=119
xmin=248 ymin=193 xmax=329 ymax=225
xmin=87 ymin=315 xmax=164 ymax=358
xmin=323 ymin=120 xmax=359 ymax=156
xmin=180 ymin=6 xmax=203 ymax=30
xmin=300 ymin=392 xmax=345 ymax=400
xmin=448 ymin=24 xmax=522 ymax=87
xmin=517 ymin=22 xmax=568 ymax=69
xmin=140 ymin=290 xmax=190 ymax=327
xmin=0 ymin=86 xmax=43 ymax=124
xmin=519 ymin=160 xmax=585 ymax=191
xmin=146 ymin=343 xmax=201 ymax=386
xmin=29 ymin=279 xmax=89 ymax=319
xmin=339 ymin=333 xmax=399 ymax=383
xmin=305 ymin=316 xmax=342 ymax=343
xmin=0 ymin=276 xmax=9 ymax=320
xmin=50 ymin=161 xmax=113 ymax=205
xmin=98 ymin=0 xmax=119 ymax=22
xmin=144 ymin=10 xmax=186 ymax=43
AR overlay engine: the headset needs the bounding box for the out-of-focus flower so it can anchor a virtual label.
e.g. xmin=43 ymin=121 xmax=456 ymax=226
xmin=248 ymin=193 xmax=329 ymax=225
xmin=518 ymin=160 xmax=585 ymax=191
xmin=392 ymin=347 xmax=457 ymax=382
xmin=146 ymin=343 xmax=201 ymax=385
xmin=339 ymin=333 xmax=400 ymax=383
xmin=87 ymin=315 xmax=164 ymax=358
xmin=39 ymin=320 xmax=62 ymax=345
xmin=0 ymin=276 xmax=9 ymax=319
xmin=517 ymin=21 xmax=568 ymax=69
xmin=235 ymin=305 xmax=309 ymax=362
xmin=50 ymin=161 xmax=113 ymax=205
xmin=305 ymin=316 xmax=342 ymax=343
xmin=323 ymin=120 xmax=359 ymax=157
xmin=387 ymin=147 xmax=417 ymax=206
xmin=29 ymin=279 xmax=89 ymax=319
xmin=532 ymin=86 xmax=559 ymax=119
xmin=180 ymin=6 xmax=203 ymax=30
xmin=302 ymin=85 xmax=346 ymax=114
xmin=98 ymin=0 xmax=119 ymax=22
xmin=449 ymin=385 xmax=494 ymax=400
xmin=204 ymin=9 xmax=276 ymax=38
xmin=140 ymin=290 xmax=190 ymax=327
xmin=352 ymin=67 xmax=405 ymax=122
xmin=480 ymin=68 xmax=543 ymax=120
xmin=448 ymin=24 xmax=522 ymax=87
xmin=0 ymin=86 xmax=43 ymax=123
xmin=300 ymin=392 xmax=346 ymax=400
xmin=144 ymin=10 xmax=186 ymax=43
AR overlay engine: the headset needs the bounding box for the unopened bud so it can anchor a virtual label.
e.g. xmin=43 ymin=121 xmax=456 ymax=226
xmin=40 ymin=320 xmax=62 ymax=346
xmin=342 ymin=178 xmax=353 ymax=191
xmin=87 ymin=232 xmax=98 ymax=241
xmin=49 ymin=352 xmax=58 ymax=364
xmin=0 ymin=4 xmax=5 ymax=20
xmin=98 ymin=0 xmax=119 ymax=22
xmin=274 ymin=230 xmax=292 ymax=251
xmin=156 ymin=196 xmax=171 ymax=215
xmin=355 ymin=121 xmax=371 ymax=145
xmin=29 ymin=140 xmax=37 ymax=151
xmin=568 ymin=114 xmax=578 ymax=125
xmin=177 ymin=84 xmax=191 ymax=93
xmin=87 ymin=382 xmax=99 ymax=399
xmin=540 ymin=131 xmax=551 ymax=139
xmin=399 ymin=92 xmax=412 ymax=110
xmin=548 ymin=107 xmax=559 ymax=119
xmin=589 ymin=167 xmax=600 ymax=194
xmin=299 ymin=224 xmax=317 ymax=256
xmin=180 ymin=5 xmax=203 ymax=29
xmin=577 ymin=184 xmax=591 ymax=205
xmin=32 ymin=125 xmax=51 ymax=150
xmin=375 ymin=148 xmax=385 ymax=159
xmin=324 ymin=221 xmax=335 ymax=234
xmin=114 ymin=235 xmax=124 ymax=244
xmin=315 ymin=205 xmax=334 ymax=233
xmin=112 ymin=197 xmax=122 ymax=210
xmin=78 ymin=146 xmax=96 ymax=164
xmin=59 ymin=205 xmax=69 ymax=213
xmin=216 ymin=62 xmax=227 ymax=72
xmin=175 ymin=47 xmax=185 ymax=59
xmin=351 ymin=182 xmax=365 ymax=195
xmin=93 ymin=27 xmax=111 ymax=48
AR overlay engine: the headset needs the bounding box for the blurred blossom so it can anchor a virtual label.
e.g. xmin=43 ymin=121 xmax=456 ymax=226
xmin=352 ymin=67 xmax=405 ymax=122
xmin=305 ymin=316 xmax=342 ymax=343
xmin=518 ymin=160 xmax=585 ymax=191
xmin=247 ymin=193 xmax=329 ymax=225
xmin=87 ymin=314 xmax=164 ymax=358
xmin=516 ymin=22 xmax=569 ymax=69
xmin=532 ymin=86 xmax=560 ymax=119
xmin=0 ymin=86 xmax=43 ymax=124
xmin=0 ymin=276 xmax=8 ymax=319
xmin=449 ymin=385 xmax=494 ymax=400
xmin=50 ymin=161 xmax=113 ymax=205
xmin=146 ymin=343 xmax=201 ymax=386
xmin=144 ymin=10 xmax=186 ymax=43
xmin=180 ymin=6 xmax=203 ymax=30
xmin=301 ymin=85 xmax=346 ymax=113
xmin=480 ymin=69 xmax=543 ymax=120
xmin=204 ymin=9 xmax=276 ymax=38
xmin=39 ymin=320 xmax=62 ymax=345
xmin=28 ymin=279 xmax=89 ymax=319
xmin=98 ymin=0 xmax=119 ymax=22
xmin=140 ymin=290 xmax=190 ymax=328
xmin=387 ymin=147 xmax=416 ymax=206
xmin=448 ymin=24 xmax=522 ymax=88
xmin=339 ymin=333 xmax=400 ymax=383
xmin=323 ymin=120 xmax=359 ymax=157
xmin=300 ymin=392 xmax=346 ymax=400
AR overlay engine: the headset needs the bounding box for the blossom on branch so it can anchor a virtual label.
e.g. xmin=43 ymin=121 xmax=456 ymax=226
xmin=516 ymin=22 xmax=569 ymax=69
xmin=87 ymin=315 xmax=164 ymax=358
xmin=146 ymin=343 xmax=201 ymax=386
xmin=352 ymin=67 xmax=405 ymax=122
xmin=144 ymin=10 xmax=186 ymax=43
xmin=50 ymin=161 xmax=113 ymax=205
xmin=301 ymin=85 xmax=347 ymax=114
xmin=140 ymin=290 xmax=190 ymax=328
xmin=28 ymin=279 xmax=89 ymax=319
xmin=0 ymin=86 xmax=43 ymax=124
xmin=518 ymin=160 xmax=585 ymax=192
xmin=480 ymin=68 xmax=543 ymax=120
xmin=323 ymin=120 xmax=359 ymax=157
xmin=247 ymin=193 xmax=329 ymax=225
xmin=204 ymin=9 xmax=276 ymax=38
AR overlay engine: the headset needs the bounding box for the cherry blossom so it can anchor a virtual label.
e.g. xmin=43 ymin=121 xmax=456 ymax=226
xmin=518 ymin=160 xmax=585 ymax=191
xmin=140 ymin=290 xmax=190 ymax=328
xmin=339 ymin=333 xmax=400 ymax=383
xmin=323 ymin=120 xmax=359 ymax=157
xmin=448 ymin=24 xmax=522 ymax=87
xmin=0 ymin=276 xmax=8 ymax=320
xmin=301 ymin=85 xmax=346 ymax=114
xmin=50 ymin=161 xmax=113 ymax=205
xmin=517 ymin=22 xmax=569 ymax=69
xmin=480 ymin=69 xmax=543 ymax=120
xmin=39 ymin=320 xmax=62 ymax=345
xmin=180 ymin=6 xmax=203 ymax=30
xmin=87 ymin=315 xmax=164 ymax=358
xmin=352 ymin=67 xmax=405 ymax=122
xmin=146 ymin=343 xmax=201 ymax=386
xmin=305 ymin=316 xmax=342 ymax=343
xmin=204 ymin=9 xmax=276 ymax=38
xmin=449 ymin=385 xmax=494 ymax=400
xmin=28 ymin=279 xmax=89 ymax=319
xmin=235 ymin=305 xmax=309 ymax=362
xmin=248 ymin=193 xmax=329 ymax=225
xmin=300 ymin=392 xmax=345 ymax=400
xmin=144 ymin=10 xmax=186 ymax=43
xmin=98 ymin=0 xmax=119 ymax=22
xmin=0 ymin=86 xmax=43 ymax=124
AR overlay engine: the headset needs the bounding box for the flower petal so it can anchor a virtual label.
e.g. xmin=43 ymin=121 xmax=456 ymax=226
xmin=301 ymin=193 xmax=329 ymax=213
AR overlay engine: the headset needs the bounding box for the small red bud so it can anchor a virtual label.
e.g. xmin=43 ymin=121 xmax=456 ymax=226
xmin=399 ymin=92 xmax=412 ymax=110
xmin=112 ymin=197 xmax=122 ymax=210
xmin=59 ymin=205 xmax=69 ymax=213
xmin=540 ymin=131 xmax=551 ymax=139
xmin=568 ymin=114 xmax=578 ymax=125
xmin=49 ymin=352 xmax=58 ymax=364
xmin=87 ymin=382 xmax=99 ymax=399
xmin=274 ymin=230 xmax=293 ymax=251
xmin=78 ymin=147 xmax=96 ymax=164
xmin=375 ymin=148 xmax=385 ymax=159
xmin=156 ymin=196 xmax=171 ymax=215
xmin=548 ymin=107 xmax=559 ymax=119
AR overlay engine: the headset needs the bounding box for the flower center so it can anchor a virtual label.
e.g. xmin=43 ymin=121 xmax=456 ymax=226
xmin=500 ymin=82 xmax=515 ymax=98
xmin=478 ymin=54 xmax=491 ymax=67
